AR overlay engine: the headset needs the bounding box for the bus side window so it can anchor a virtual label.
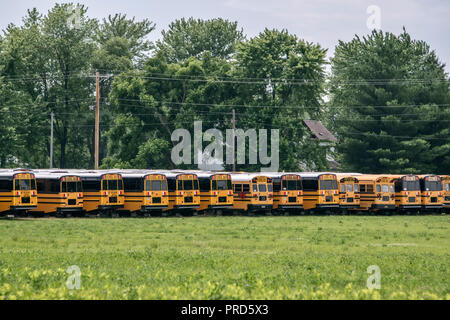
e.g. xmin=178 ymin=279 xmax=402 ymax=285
xmin=273 ymin=179 xmax=281 ymax=192
xmin=394 ymin=180 xmax=402 ymax=193
xmin=366 ymin=185 xmax=374 ymax=193
xmin=302 ymin=179 xmax=318 ymax=191
xmin=234 ymin=184 xmax=242 ymax=192
xmin=50 ymin=179 xmax=60 ymax=193
xmin=167 ymin=179 xmax=176 ymax=192
xmin=243 ymin=184 xmax=250 ymax=193
xmin=0 ymin=179 xmax=13 ymax=192
xmin=199 ymin=178 xmax=211 ymax=192
xmin=36 ymin=179 xmax=46 ymax=192
xmin=82 ymin=180 xmax=100 ymax=192
xmin=360 ymin=184 xmax=366 ymax=193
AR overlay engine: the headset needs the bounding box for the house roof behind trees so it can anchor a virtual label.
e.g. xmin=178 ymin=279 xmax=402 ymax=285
xmin=303 ymin=120 xmax=337 ymax=142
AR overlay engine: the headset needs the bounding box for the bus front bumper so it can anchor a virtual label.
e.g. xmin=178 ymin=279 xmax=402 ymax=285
xmin=339 ymin=204 xmax=360 ymax=209
xmin=10 ymin=205 xmax=37 ymax=211
xmin=422 ymin=205 xmax=443 ymax=210
xmin=98 ymin=205 xmax=124 ymax=211
xmin=278 ymin=204 xmax=303 ymax=209
xmin=142 ymin=205 xmax=169 ymax=211
xmin=398 ymin=205 xmax=421 ymax=210
xmin=248 ymin=204 xmax=273 ymax=211
xmin=208 ymin=204 xmax=233 ymax=209
xmin=174 ymin=204 xmax=200 ymax=210
xmin=57 ymin=207 xmax=84 ymax=213
xmin=315 ymin=204 xmax=339 ymax=209
xmin=371 ymin=204 xmax=396 ymax=210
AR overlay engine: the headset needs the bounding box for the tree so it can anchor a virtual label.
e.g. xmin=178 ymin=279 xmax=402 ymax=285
xmin=234 ymin=29 xmax=329 ymax=171
xmin=96 ymin=13 xmax=155 ymax=66
xmin=157 ymin=17 xmax=245 ymax=62
xmin=105 ymin=28 xmax=329 ymax=172
xmin=329 ymin=29 xmax=450 ymax=174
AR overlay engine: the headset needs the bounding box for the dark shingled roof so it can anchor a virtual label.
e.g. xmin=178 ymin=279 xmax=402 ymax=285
xmin=303 ymin=120 xmax=337 ymax=142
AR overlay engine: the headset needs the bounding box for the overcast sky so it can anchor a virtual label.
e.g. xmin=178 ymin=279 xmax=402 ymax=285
xmin=1 ymin=0 xmax=449 ymax=72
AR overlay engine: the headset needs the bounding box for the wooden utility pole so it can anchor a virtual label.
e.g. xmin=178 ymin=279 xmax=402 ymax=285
xmin=95 ymin=71 xmax=100 ymax=169
xmin=232 ymin=109 xmax=236 ymax=172
xmin=50 ymin=111 xmax=54 ymax=169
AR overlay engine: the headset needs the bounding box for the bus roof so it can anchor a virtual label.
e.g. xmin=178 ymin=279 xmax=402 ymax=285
xmin=230 ymin=173 xmax=271 ymax=181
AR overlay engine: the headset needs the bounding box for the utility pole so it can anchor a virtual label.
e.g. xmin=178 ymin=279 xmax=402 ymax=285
xmin=232 ymin=109 xmax=236 ymax=172
xmin=95 ymin=71 xmax=100 ymax=169
xmin=50 ymin=111 xmax=54 ymax=169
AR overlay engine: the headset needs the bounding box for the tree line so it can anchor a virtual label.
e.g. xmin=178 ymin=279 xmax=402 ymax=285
xmin=0 ymin=3 xmax=449 ymax=173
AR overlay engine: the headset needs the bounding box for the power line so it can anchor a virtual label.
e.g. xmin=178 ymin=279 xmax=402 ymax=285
xmin=2 ymin=70 xmax=448 ymax=86
xmin=113 ymin=98 xmax=450 ymax=110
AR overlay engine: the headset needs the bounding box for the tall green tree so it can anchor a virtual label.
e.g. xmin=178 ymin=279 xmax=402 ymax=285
xmin=92 ymin=14 xmax=155 ymax=167
xmin=104 ymin=28 xmax=329 ymax=171
xmin=157 ymin=17 xmax=245 ymax=62
xmin=329 ymin=29 xmax=450 ymax=174
xmin=234 ymin=29 xmax=329 ymax=170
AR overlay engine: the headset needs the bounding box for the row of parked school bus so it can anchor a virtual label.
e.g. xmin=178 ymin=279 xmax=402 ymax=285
xmin=0 ymin=168 xmax=449 ymax=216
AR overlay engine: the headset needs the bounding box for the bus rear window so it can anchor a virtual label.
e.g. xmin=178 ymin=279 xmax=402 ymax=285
xmin=258 ymin=184 xmax=267 ymax=192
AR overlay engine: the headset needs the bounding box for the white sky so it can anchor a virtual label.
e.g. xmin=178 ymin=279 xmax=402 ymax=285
xmin=0 ymin=0 xmax=449 ymax=72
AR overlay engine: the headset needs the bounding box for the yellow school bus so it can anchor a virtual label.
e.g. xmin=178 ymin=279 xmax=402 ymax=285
xmin=266 ymin=173 xmax=303 ymax=212
xmin=230 ymin=173 xmax=273 ymax=213
xmin=197 ymin=172 xmax=233 ymax=213
xmin=120 ymin=171 xmax=169 ymax=215
xmin=442 ymin=175 xmax=450 ymax=212
xmin=335 ymin=174 xmax=360 ymax=210
xmin=31 ymin=171 xmax=83 ymax=216
xmin=389 ymin=175 xmax=422 ymax=211
xmin=353 ymin=175 xmax=396 ymax=212
xmin=79 ymin=171 xmax=124 ymax=215
xmin=418 ymin=175 xmax=443 ymax=211
xmin=0 ymin=170 xmax=37 ymax=215
xmin=298 ymin=173 xmax=339 ymax=211
xmin=165 ymin=172 xmax=200 ymax=213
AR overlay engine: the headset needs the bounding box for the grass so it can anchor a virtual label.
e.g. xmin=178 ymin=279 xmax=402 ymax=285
xmin=0 ymin=215 xmax=449 ymax=300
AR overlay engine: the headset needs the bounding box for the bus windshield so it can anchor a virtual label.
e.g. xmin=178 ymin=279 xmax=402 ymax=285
xmin=14 ymin=179 xmax=35 ymax=191
xmin=403 ymin=180 xmax=420 ymax=191
xmin=179 ymin=179 xmax=198 ymax=190
xmin=62 ymin=181 xmax=82 ymax=192
xmin=212 ymin=180 xmax=231 ymax=190
xmin=103 ymin=179 xmax=123 ymax=190
xmin=283 ymin=180 xmax=302 ymax=190
xmin=320 ymin=180 xmax=338 ymax=190
xmin=146 ymin=180 xmax=168 ymax=191
xmin=425 ymin=181 xmax=442 ymax=191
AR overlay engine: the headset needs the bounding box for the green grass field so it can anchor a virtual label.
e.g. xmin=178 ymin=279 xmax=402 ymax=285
xmin=0 ymin=215 xmax=448 ymax=300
